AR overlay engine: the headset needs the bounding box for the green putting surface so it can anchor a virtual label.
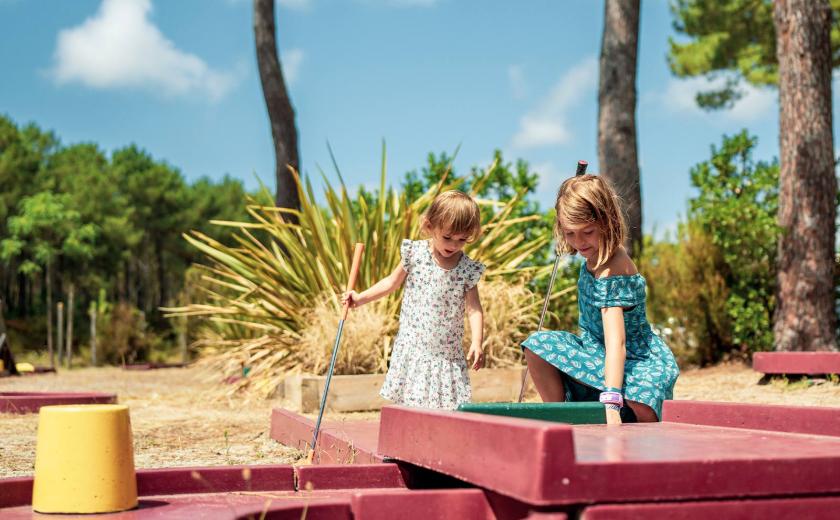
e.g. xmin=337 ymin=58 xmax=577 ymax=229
xmin=457 ymin=402 xmax=607 ymax=424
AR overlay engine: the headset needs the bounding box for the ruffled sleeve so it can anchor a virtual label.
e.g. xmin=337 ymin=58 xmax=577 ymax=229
xmin=400 ymin=239 xmax=414 ymax=273
xmin=591 ymin=275 xmax=645 ymax=309
xmin=463 ymin=257 xmax=486 ymax=291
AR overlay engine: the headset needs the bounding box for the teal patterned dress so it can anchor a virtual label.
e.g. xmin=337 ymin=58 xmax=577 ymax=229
xmin=521 ymin=262 xmax=679 ymax=419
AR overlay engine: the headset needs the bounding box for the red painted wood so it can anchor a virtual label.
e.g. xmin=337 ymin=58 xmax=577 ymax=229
xmin=1 ymin=492 xmax=355 ymax=519
xmin=137 ymin=465 xmax=295 ymax=495
xmin=0 ymin=466 xmax=295 ymax=509
xmin=296 ymin=464 xmax=406 ymax=490
xmin=662 ymin=400 xmax=840 ymax=436
xmin=270 ymin=408 xmax=382 ymax=464
xmin=350 ymin=489 xmax=495 ymax=520
xmin=0 ymin=391 xmax=117 ymax=413
xmin=241 ymin=502 xmax=353 ymax=519
xmin=1 ymin=472 xmax=546 ymax=519
xmin=270 ymin=408 xmax=314 ymax=451
xmin=378 ymin=405 xmax=840 ymax=505
xmin=378 ymin=406 xmax=575 ymax=504
xmin=0 ymin=477 xmax=31 ymax=508
xmin=753 ymin=351 xmax=840 ymax=375
xmin=580 ymin=496 xmax=840 ymax=519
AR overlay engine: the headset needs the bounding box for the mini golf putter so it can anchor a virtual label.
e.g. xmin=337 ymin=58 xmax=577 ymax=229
xmin=518 ymin=159 xmax=588 ymax=403
xmin=306 ymin=242 xmax=365 ymax=464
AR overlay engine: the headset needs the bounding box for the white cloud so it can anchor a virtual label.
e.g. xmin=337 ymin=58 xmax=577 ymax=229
xmin=510 ymin=57 xmax=597 ymax=149
xmin=507 ymin=64 xmax=526 ymax=100
xmin=50 ymin=0 xmax=236 ymax=101
xmin=281 ymin=48 xmax=304 ymax=86
xmin=661 ymin=76 xmax=775 ymax=122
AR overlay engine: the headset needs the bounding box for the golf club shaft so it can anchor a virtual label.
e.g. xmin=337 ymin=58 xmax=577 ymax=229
xmin=517 ymin=159 xmax=587 ymax=403
xmin=517 ymin=253 xmax=561 ymax=402
xmin=310 ymin=243 xmax=365 ymax=454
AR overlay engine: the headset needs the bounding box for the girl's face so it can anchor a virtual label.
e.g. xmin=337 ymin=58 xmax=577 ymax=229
xmin=560 ymin=217 xmax=601 ymax=263
xmin=431 ymin=227 xmax=470 ymax=258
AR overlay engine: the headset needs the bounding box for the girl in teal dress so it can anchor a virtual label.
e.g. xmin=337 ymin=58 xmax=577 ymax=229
xmin=522 ymin=175 xmax=679 ymax=424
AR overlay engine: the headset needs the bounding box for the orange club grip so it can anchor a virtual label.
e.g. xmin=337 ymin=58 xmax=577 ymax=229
xmin=342 ymin=243 xmax=365 ymax=320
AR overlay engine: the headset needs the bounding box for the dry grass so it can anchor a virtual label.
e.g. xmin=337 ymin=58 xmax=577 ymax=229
xmin=674 ymin=362 xmax=840 ymax=407
xmin=0 ymin=366 xmax=304 ymax=478
xmin=199 ymin=278 xmax=543 ymax=400
xmin=2 ymin=361 xmax=839 ymax=479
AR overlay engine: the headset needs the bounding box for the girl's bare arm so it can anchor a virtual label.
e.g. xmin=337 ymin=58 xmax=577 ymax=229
xmin=466 ymin=285 xmax=485 ymax=368
xmin=343 ymin=264 xmax=407 ymax=307
xmin=601 ymin=306 xmax=627 ymax=423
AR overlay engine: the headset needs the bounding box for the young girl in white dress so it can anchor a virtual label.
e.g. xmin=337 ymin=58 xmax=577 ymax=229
xmin=341 ymin=190 xmax=486 ymax=409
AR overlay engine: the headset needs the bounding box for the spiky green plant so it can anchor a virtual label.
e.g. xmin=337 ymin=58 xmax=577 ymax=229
xmin=166 ymin=147 xmax=560 ymax=395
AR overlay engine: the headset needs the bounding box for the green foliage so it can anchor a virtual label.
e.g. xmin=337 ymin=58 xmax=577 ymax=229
xmin=668 ymin=0 xmax=840 ymax=109
xmin=1 ymin=192 xmax=97 ymax=274
xmin=95 ymin=302 xmax=155 ymax=364
xmin=0 ymin=114 xmax=252 ymax=357
xmin=690 ymin=131 xmax=778 ymax=353
xmin=641 ymin=222 xmax=731 ymax=365
xmin=643 ymin=131 xmax=778 ymax=364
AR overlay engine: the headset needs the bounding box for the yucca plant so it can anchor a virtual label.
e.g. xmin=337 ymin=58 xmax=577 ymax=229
xmin=167 ymin=146 xmax=563 ymax=396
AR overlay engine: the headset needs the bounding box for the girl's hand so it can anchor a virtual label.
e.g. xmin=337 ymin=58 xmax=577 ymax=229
xmin=605 ymin=406 xmax=622 ymax=425
xmin=341 ymin=291 xmax=363 ymax=308
xmin=467 ymin=344 xmax=485 ymax=370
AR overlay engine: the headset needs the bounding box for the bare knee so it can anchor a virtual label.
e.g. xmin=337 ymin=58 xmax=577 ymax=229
xmin=627 ymin=401 xmax=658 ymax=423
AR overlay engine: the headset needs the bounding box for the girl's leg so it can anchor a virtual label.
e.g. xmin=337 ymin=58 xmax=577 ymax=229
xmin=625 ymin=400 xmax=658 ymax=422
xmin=524 ymin=348 xmax=566 ymax=402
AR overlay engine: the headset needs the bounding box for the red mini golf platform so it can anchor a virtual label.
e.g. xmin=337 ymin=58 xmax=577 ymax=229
xmin=0 ymin=391 xmax=117 ymax=413
xmin=0 ymin=463 xmax=561 ymax=519
xmin=270 ymin=408 xmax=381 ymax=464
xmin=753 ymin=351 xmax=840 ymax=375
xmin=379 ymin=401 xmax=840 ymax=506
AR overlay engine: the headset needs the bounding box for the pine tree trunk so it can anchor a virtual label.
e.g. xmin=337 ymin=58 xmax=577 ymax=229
xmin=598 ymin=0 xmax=643 ymax=258
xmin=66 ymin=284 xmax=74 ymax=368
xmin=254 ymin=0 xmax=301 ymax=213
xmin=90 ymin=306 xmax=97 ymax=366
xmin=56 ymin=301 xmax=63 ymax=365
xmin=46 ymin=262 xmax=54 ymax=368
xmin=773 ymin=0 xmax=837 ymax=351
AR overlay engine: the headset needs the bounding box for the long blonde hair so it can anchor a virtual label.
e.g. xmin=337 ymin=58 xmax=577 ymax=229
xmin=420 ymin=190 xmax=482 ymax=241
xmin=554 ymin=174 xmax=626 ymax=268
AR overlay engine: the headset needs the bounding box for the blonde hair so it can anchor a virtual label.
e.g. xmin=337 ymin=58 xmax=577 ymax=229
xmin=421 ymin=190 xmax=482 ymax=242
xmin=554 ymin=174 xmax=626 ymax=268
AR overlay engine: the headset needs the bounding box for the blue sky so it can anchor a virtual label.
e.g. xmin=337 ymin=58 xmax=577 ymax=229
xmin=1 ymin=0 xmax=825 ymax=236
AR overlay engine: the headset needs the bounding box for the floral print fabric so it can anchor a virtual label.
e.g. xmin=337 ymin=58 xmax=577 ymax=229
xmin=521 ymin=262 xmax=679 ymax=419
xmin=379 ymin=239 xmax=486 ymax=409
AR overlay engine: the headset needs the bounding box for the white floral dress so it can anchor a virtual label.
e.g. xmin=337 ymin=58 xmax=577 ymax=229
xmin=379 ymin=239 xmax=486 ymax=409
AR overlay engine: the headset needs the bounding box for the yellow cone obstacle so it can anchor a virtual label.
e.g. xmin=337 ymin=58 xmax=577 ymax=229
xmin=32 ymin=404 xmax=137 ymax=514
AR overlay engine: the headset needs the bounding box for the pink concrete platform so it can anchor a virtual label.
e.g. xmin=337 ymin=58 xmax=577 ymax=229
xmin=378 ymin=402 xmax=840 ymax=506
xmin=0 ymin=391 xmax=117 ymax=413
xmin=270 ymin=408 xmax=381 ymax=464
xmin=580 ymin=496 xmax=840 ymax=519
xmin=753 ymin=351 xmax=840 ymax=375
xmin=662 ymin=399 xmax=840 ymax=436
xmin=0 ymin=464 xmax=562 ymax=519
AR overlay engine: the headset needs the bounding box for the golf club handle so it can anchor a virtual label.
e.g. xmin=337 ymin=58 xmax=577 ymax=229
xmin=576 ymin=160 xmax=588 ymax=176
xmin=342 ymin=243 xmax=365 ymax=320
